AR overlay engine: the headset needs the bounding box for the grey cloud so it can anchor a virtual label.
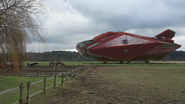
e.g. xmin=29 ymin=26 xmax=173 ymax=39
xmin=35 ymin=0 xmax=185 ymax=51
xmin=71 ymin=0 xmax=185 ymax=31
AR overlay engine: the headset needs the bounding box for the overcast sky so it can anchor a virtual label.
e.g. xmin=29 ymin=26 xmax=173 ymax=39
xmin=27 ymin=0 xmax=185 ymax=52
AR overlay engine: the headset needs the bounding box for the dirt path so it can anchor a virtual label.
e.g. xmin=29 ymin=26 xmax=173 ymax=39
xmin=31 ymin=66 xmax=185 ymax=104
xmin=31 ymin=66 xmax=123 ymax=104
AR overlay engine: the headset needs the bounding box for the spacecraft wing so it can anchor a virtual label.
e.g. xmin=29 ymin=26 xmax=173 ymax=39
xmin=155 ymin=29 xmax=175 ymax=39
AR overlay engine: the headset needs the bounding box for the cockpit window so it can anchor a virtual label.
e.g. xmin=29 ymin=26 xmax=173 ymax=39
xmin=84 ymin=39 xmax=93 ymax=45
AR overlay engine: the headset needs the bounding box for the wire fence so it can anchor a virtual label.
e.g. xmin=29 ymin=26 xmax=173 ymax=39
xmin=0 ymin=64 xmax=93 ymax=104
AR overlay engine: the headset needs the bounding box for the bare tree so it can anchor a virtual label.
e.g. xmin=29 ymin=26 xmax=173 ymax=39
xmin=0 ymin=0 xmax=47 ymax=71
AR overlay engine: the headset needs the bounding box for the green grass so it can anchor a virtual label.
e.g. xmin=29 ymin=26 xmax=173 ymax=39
xmin=0 ymin=76 xmax=63 ymax=104
xmin=4 ymin=62 xmax=185 ymax=103
xmin=24 ymin=61 xmax=185 ymax=66
xmin=0 ymin=77 xmax=44 ymax=91
xmin=24 ymin=61 xmax=92 ymax=66
xmin=95 ymin=65 xmax=185 ymax=103
xmin=0 ymin=61 xmax=87 ymax=104
xmin=30 ymin=65 xmax=185 ymax=104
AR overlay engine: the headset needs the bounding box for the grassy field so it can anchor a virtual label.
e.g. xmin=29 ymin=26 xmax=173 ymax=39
xmin=0 ymin=76 xmax=63 ymax=104
xmin=24 ymin=61 xmax=95 ymax=66
xmin=30 ymin=64 xmax=185 ymax=104
xmin=24 ymin=61 xmax=185 ymax=66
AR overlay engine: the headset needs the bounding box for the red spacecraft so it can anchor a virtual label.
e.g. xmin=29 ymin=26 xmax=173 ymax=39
xmin=76 ymin=29 xmax=181 ymax=63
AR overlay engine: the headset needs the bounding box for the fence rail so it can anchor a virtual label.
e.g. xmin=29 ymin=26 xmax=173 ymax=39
xmin=0 ymin=87 xmax=19 ymax=96
xmin=0 ymin=64 xmax=93 ymax=104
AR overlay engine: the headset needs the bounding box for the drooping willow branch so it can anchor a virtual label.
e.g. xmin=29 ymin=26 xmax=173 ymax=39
xmin=0 ymin=0 xmax=47 ymax=71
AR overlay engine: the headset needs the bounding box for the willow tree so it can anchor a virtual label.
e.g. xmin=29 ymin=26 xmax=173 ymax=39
xmin=0 ymin=0 xmax=46 ymax=71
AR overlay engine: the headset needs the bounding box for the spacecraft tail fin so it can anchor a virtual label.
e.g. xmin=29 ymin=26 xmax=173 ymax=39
xmin=155 ymin=29 xmax=175 ymax=39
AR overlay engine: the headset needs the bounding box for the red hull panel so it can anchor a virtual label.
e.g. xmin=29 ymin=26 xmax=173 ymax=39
xmin=89 ymin=43 xmax=159 ymax=61
xmin=76 ymin=29 xmax=181 ymax=62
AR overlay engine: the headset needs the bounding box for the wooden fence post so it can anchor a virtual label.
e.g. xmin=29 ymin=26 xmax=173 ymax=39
xmin=54 ymin=74 xmax=56 ymax=88
xmin=44 ymin=78 xmax=46 ymax=94
xmin=80 ymin=67 xmax=82 ymax=73
xmin=19 ymin=83 xmax=24 ymax=104
xmin=24 ymin=69 xmax=26 ymax=77
xmin=24 ymin=66 xmax=27 ymax=77
xmin=37 ymin=70 xmax=39 ymax=77
xmin=52 ymin=65 xmax=55 ymax=77
xmin=74 ymin=69 xmax=76 ymax=77
xmin=66 ymin=72 xmax=68 ymax=82
xmin=61 ymin=73 xmax=64 ymax=85
xmin=27 ymin=81 xmax=31 ymax=104
xmin=71 ymin=70 xmax=73 ymax=77
xmin=6 ymin=68 xmax=8 ymax=76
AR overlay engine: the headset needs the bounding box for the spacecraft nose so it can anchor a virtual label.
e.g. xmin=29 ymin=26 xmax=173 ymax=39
xmin=76 ymin=40 xmax=93 ymax=56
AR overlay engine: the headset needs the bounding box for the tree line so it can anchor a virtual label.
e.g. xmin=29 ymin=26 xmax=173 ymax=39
xmin=162 ymin=50 xmax=185 ymax=61
xmin=27 ymin=51 xmax=95 ymax=61
xmin=26 ymin=50 xmax=185 ymax=61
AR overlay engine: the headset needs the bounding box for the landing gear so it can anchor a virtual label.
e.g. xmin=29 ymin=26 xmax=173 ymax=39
xmin=127 ymin=61 xmax=130 ymax=64
xmin=119 ymin=61 xmax=123 ymax=64
xmin=103 ymin=61 xmax=107 ymax=64
xmin=145 ymin=60 xmax=149 ymax=63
